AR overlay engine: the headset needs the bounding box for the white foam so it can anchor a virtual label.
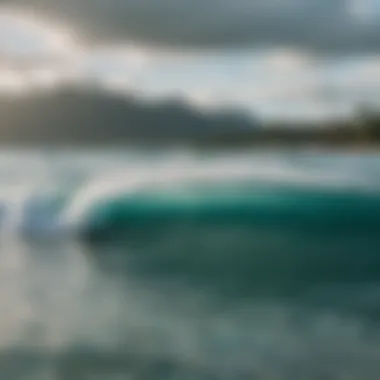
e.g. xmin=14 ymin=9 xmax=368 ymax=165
xmin=61 ymin=156 xmax=369 ymax=231
xmin=0 ymin=151 xmax=376 ymax=238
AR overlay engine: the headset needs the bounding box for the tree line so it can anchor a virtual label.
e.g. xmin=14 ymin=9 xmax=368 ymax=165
xmin=0 ymin=84 xmax=379 ymax=147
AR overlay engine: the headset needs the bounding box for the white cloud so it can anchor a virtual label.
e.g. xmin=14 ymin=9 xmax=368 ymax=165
xmin=0 ymin=7 xmax=81 ymax=68
xmin=253 ymin=49 xmax=316 ymax=75
xmin=347 ymin=0 xmax=377 ymax=23
xmin=1 ymin=8 xmax=380 ymax=121
xmin=0 ymin=69 xmax=27 ymax=94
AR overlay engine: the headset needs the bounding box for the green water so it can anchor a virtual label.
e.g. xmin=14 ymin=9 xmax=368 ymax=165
xmin=1 ymin=149 xmax=380 ymax=379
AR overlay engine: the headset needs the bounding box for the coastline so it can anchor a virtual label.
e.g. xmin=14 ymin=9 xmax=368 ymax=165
xmin=1 ymin=141 xmax=380 ymax=154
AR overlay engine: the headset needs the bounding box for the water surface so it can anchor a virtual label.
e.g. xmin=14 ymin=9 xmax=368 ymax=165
xmin=1 ymin=149 xmax=380 ymax=379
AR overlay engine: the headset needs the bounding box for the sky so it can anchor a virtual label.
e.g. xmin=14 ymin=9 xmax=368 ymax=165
xmin=1 ymin=0 xmax=380 ymax=121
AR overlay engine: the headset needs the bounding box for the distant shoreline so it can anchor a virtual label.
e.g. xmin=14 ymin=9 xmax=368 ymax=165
xmin=1 ymin=85 xmax=379 ymax=149
xmin=2 ymin=139 xmax=380 ymax=153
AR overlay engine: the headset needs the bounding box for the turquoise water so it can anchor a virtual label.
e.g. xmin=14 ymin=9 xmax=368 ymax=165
xmin=1 ymin=149 xmax=380 ymax=379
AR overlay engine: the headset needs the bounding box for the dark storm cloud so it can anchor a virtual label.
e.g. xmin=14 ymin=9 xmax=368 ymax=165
xmin=5 ymin=0 xmax=380 ymax=53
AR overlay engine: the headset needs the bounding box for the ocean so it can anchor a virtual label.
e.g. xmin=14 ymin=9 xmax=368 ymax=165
xmin=2 ymin=148 xmax=380 ymax=379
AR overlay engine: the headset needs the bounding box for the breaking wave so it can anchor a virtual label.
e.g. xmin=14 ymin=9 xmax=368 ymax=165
xmin=0 ymin=152 xmax=379 ymax=239
xmin=2 ymin=150 xmax=380 ymax=379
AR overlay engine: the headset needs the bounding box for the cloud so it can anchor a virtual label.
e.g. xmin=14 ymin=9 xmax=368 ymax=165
xmin=0 ymin=7 xmax=81 ymax=69
xmin=1 ymin=5 xmax=380 ymax=121
xmin=0 ymin=68 xmax=27 ymax=93
xmin=179 ymin=52 xmax=380 ymax=120
xmin=6 ymin=0 xmax=380 ymax=54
